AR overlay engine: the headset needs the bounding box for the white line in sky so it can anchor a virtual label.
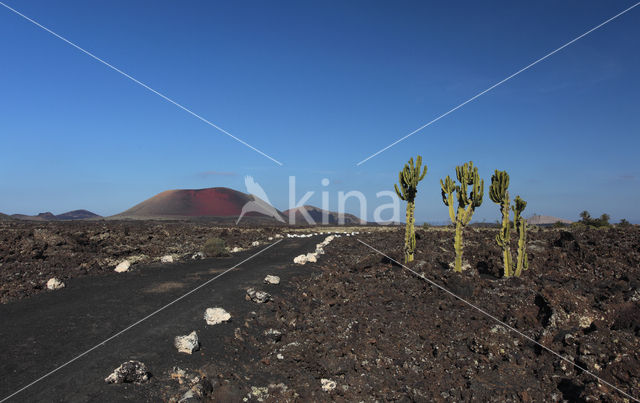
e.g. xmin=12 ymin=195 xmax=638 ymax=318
xmin=0 ymin=1 xmax=284 ymax=166
xmin=356 ymin=2 xmax=640 ymax=166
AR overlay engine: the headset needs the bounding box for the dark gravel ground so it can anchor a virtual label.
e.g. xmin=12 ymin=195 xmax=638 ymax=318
xmin=1 ymin=222 xmax=639 ymax=401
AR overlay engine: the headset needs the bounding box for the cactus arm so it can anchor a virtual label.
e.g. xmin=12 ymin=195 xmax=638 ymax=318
xmin=500 ymin=192 xmax=513 ymax=277
xmin=440 ymin=176 xmax=456 ymax=224
xmin=394 ymin=183 xmax=406 ymax=201
xmin=446 ymin=195 xmax=455 ymax=224
xmin=513 ymin=195 xmax=528 ymax=276
xmin=453 ymin=207 xmax=465 ymax=272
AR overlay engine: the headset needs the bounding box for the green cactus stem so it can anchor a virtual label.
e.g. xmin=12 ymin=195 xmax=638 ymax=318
xmin=513 ymin=195 xmax=528 ymax=276
xmin=394 ymin=155 xmax=427 ymax=263
xmin=489 ymin=170 xmax=514 ymax=277
xmin=440 ymin=161 xmax=484 ymax=272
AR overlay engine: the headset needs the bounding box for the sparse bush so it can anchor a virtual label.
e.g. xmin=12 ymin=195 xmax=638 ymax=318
xmin=553 ymin=221 xmax=567 ymax=228
xmin=203 ymin=237 xmax=226 ymax=257
xmin=618 ymin=218 xmax=632 ymax=228
xmin=578 ymin=211 xmax=611 ymax=228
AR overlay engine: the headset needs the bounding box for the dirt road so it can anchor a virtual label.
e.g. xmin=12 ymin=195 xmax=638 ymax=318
xmin=0 ymin=236 xmax=321 ymax=402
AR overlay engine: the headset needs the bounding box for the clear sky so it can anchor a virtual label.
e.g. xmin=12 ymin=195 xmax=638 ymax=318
xmin=0 ymin=0 xmax=638 ymax=223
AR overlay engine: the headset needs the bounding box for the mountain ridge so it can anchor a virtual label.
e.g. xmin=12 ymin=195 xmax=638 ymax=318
xmin=11 ymin=210 xmax=101 ymax=221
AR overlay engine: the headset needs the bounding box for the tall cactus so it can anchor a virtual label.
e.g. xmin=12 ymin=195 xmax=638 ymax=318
xmin=513 ymin=196 xmax=528 ymax=276
xmin=489 ymin=169 xmax=529 ymax=278
xmin=440 ymin=161 xmax=484 ymax=272
xmin=394 ymin=156 xmax=427 ymax=263
xmin=489 ymin=170 xmax=513 ymax=277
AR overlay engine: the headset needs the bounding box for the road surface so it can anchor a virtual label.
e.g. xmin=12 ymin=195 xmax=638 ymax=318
xmin=0 ymin=236 xmax=321 ymax=402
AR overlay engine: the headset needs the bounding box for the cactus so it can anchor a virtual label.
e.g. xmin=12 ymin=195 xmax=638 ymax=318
xmin=440 ymin=161 xmax=484 ymax=272
xmin=513 ymin=195 xmax=528 ymax=276
xmin=394 ymin=156 xmax=427 ymax=263
xmin=489 ymin=170 xmax=513 ymax=277
xmin=489 ymin=169 xmax=529 ymax=277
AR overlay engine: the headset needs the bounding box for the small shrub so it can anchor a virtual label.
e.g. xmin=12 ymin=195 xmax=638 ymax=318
xmin=618 ymin=218 xmax=632 ymax=228
xmin=203 ymin=237 xmax=226 ymax=257
xmin=553 ymin=221 xmax=567 ymax=228
xmin=578 ymin=210 xmax=611 ymax=228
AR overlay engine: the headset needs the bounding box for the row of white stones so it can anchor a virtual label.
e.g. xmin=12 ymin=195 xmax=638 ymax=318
xmin=293 ymin=235 xmax=337 ymax=265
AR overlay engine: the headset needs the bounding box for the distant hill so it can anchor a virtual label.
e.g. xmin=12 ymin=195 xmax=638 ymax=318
xmin=56 ymin=210 xmax=102 ymax=220
xmin=283 ymin=205 xmax=366 ymax=225
xmin=0 ymin=212 xmax=15 ymax=221
xmin=527 ymin=214 xmax=572 ymax=225
xmin=11 ymin=210 xmax=102 ymax=221
xmin=12 ymin=212 xmax=57 ymax=221
xmin=113 ymin=187 xmax=285 ymax=221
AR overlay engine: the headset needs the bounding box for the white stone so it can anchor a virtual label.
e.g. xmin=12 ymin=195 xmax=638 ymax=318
xmin=293 ymin=254 xmax=308 ymax=265
xmin=275 ymin=234 xmax=283 ymax=239
xmin=315 ymin=247 xmax=325 ymax=255
xmin=578 ymin=315 xmax=594 ymax=329
xmin=231 ymin=246 xmax=243 ymax=253
xmin=191 ymin=252 xmax=205 ymax=260
xmin=179 ymin=390 xmax=196 ymax=402
xmin=321 ymin=378 xmax=336 ymax=392
xmin=264 ymin=275 xmax=280 ymax=285
xmin=264 ymin=328 xmax=282 ymax=341
xmin=204 ymin=307 xmax=231 ymax=325
xmin=161 ymin=255 xmax=174 ymax=263
xmin=305 ymin=253 xmax=318 ymax=263
xmin=268 ymin=237 xmax=274 ymax=241
xmin=251 ymin=241 xmax=260 ymax=247
xmin=114 ymin=260 xmax=131 ymax=273
xmin=277 ymin=353 xmax=284 ymax=360
xmin=46 ymin=277 xmax=65 ymax=290
xmin=174 ymin=331 xmax=200 ymax=354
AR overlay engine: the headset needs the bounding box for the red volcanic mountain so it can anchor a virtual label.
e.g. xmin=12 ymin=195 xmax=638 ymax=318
xmin=115 ymin=187 xmax=284 ymax=220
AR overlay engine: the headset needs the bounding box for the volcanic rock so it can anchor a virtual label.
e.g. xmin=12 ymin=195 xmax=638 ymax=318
xmin=246 ymin=288 xmax=271 ymax=303
xmin=104 ymin=360 xmax=151 ymax=384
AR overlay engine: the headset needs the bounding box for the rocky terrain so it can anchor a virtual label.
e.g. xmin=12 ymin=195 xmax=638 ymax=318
xmin=1 ymin=222 xmax=638 ymax=401
xmin=200 ymin=226 xmax=640 ymax=402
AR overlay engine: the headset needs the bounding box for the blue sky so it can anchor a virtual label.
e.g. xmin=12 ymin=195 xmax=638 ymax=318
xmin=0 ymin=1 xmax=638 ymax=223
